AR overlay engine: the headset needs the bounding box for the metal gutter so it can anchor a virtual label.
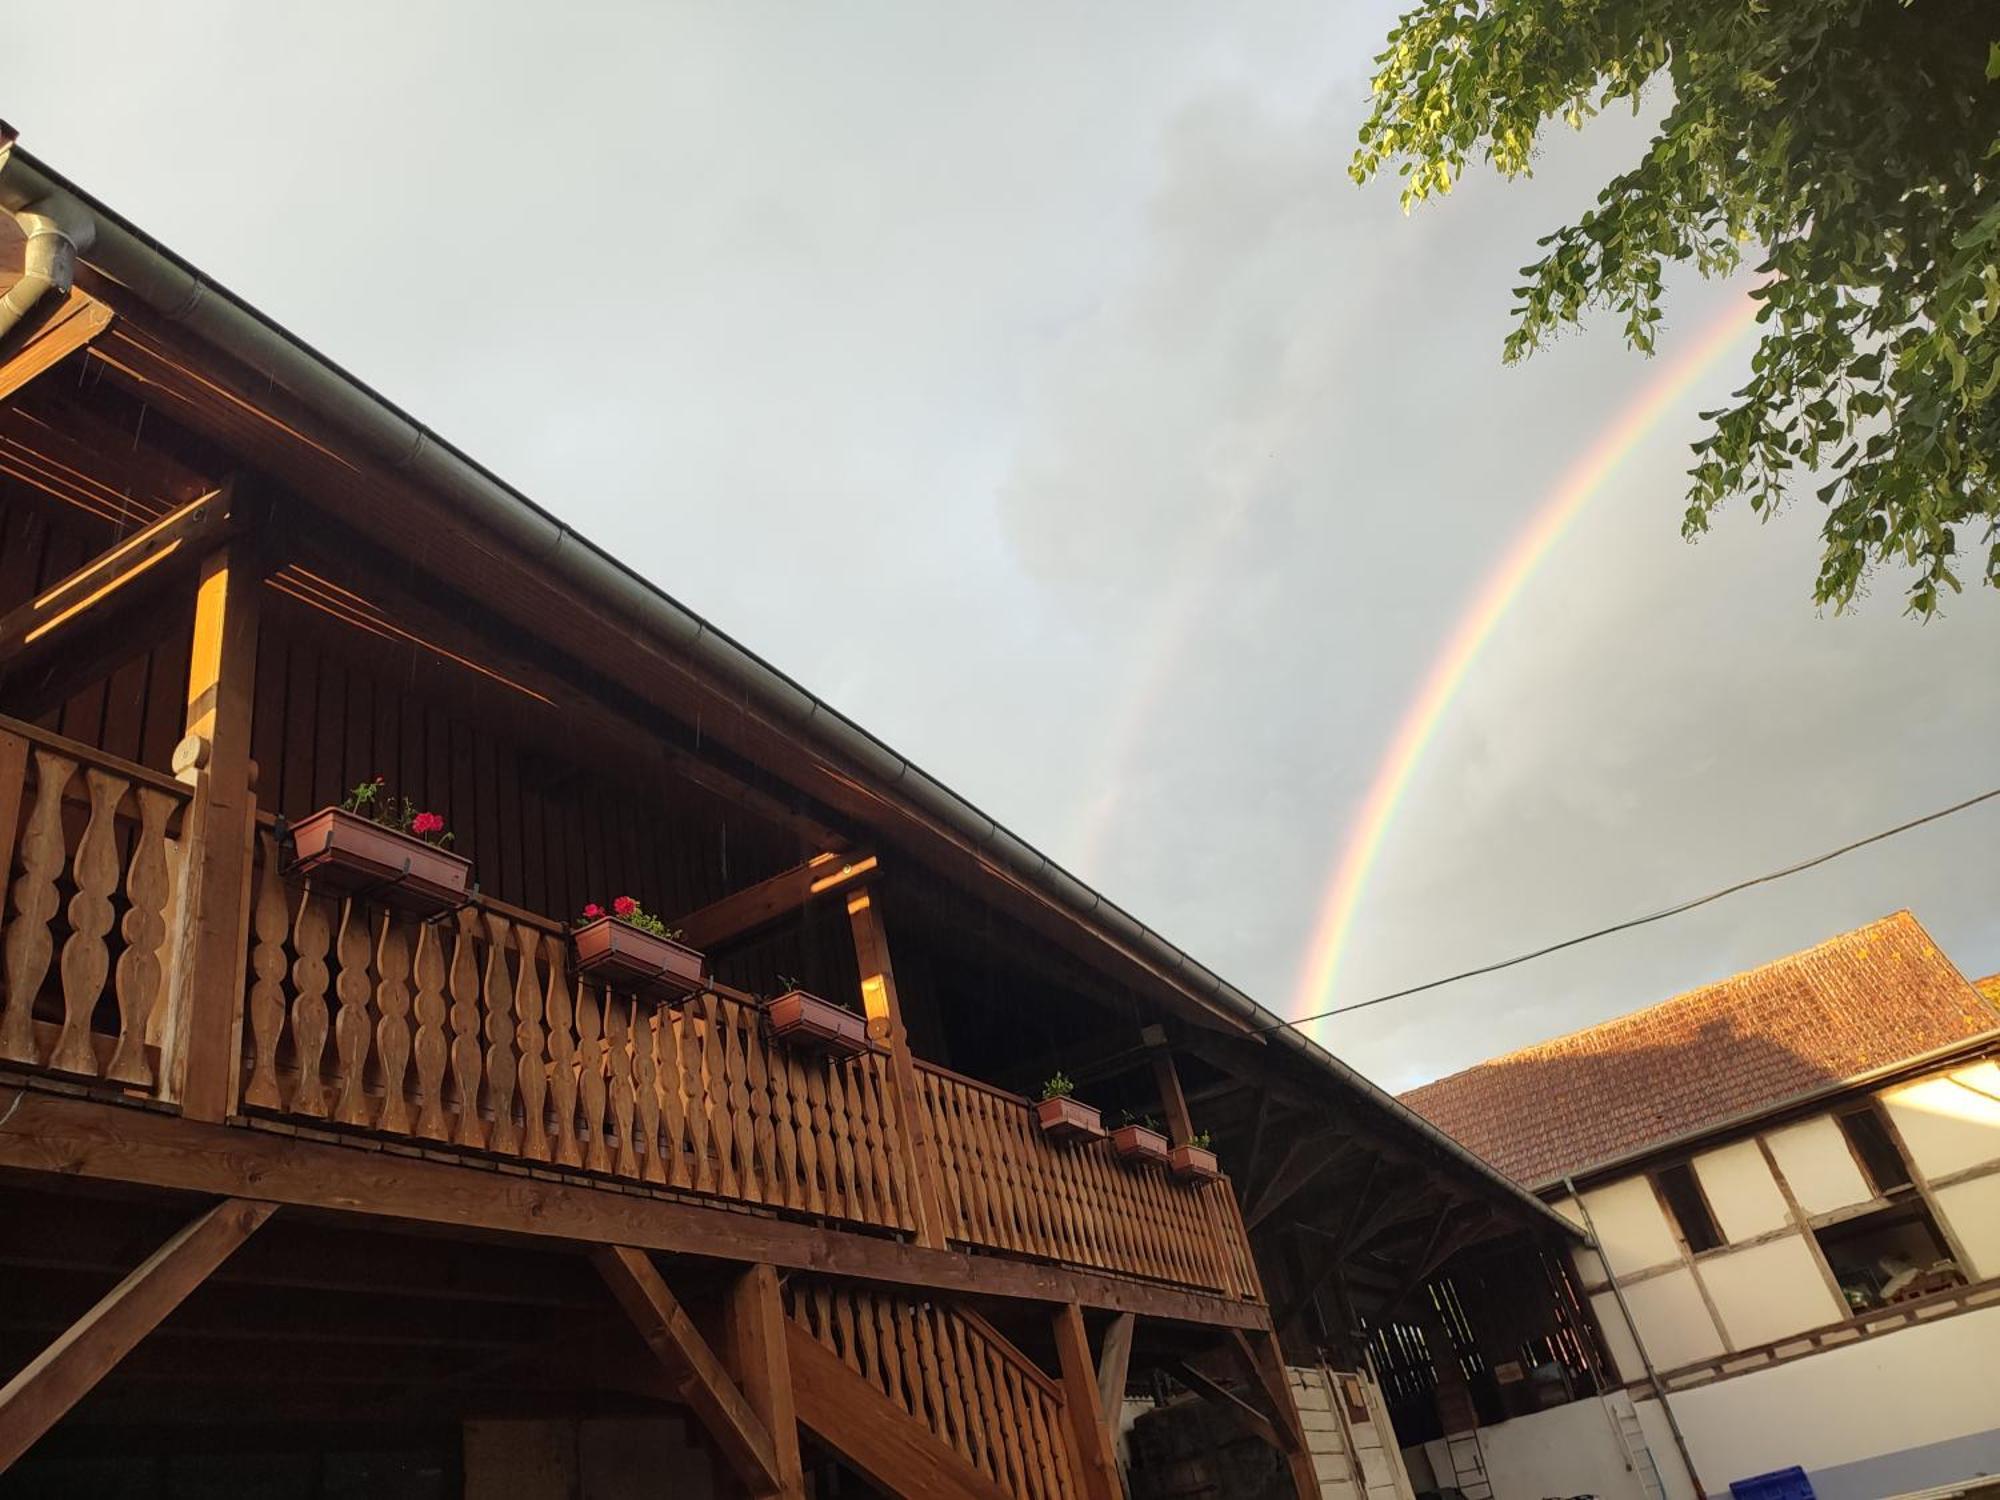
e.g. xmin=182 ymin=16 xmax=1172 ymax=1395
xmin=0 ymin=137 xmax=1577 ymax=1238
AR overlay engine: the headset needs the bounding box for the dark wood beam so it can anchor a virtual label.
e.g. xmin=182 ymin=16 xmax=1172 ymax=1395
xmin=788 ymin=1319 xmax=1013 ymax=1500
xmin=675 ymin=850 xmax=876 ymax=951
xmin=591 ymin=1245 xmax=782 ymax=1498
xmin=1170 ymin=1361 xmax=1284 ymax=1451
xmin=1244 ymin=1131 xmax=1352 ymax=1231
xmin=0 ymin=1197 xmax=275 ymax=1470
xmin=0 ymin=1092 xmax=1271 ymax=1331
xmin=0 ymin=485 xmax=237 ymax=673
xmin=0 ymin=288 xmax=112 ymax=403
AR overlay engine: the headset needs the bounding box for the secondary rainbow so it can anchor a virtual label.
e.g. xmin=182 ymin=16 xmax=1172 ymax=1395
xmin=1288 ymin=295 xmax=1760 ymax=1028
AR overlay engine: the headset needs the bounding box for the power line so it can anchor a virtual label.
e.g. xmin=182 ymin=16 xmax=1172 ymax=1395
xmin=1265 ymin=784 xmax=2000 ymax=1035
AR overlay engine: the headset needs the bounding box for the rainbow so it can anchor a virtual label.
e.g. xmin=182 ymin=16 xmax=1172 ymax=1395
xmin=1287 ymin=294 xmax=1761 ymax=1028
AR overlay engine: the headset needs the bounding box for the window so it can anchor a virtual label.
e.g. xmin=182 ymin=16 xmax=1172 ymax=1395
xmin=1836 ymin=1106 xmax=1913 ymax=1195
xmin=1654 ymin=1162 xmax=1724 ymax=1253
xmin=1813 ymin=1201 xmax=1961 ymax=1313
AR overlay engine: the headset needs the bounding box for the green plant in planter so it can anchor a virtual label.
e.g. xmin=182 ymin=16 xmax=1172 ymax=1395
xmin=340 ymin=775 xmax=453 ymax=846
xmin=577 ymin=896 xmax=680 ymax=939
xmin=1190 ymin=1130 xmax=1213 ymax=1150
xmin=1117 ymin=1110 xmax=1165 ymax=1134
xmin=1040 ymin=1072 xmax=1075 ymax=1103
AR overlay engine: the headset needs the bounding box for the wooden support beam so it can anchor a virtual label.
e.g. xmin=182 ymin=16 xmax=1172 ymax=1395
xmin=787 ymin=1318 xmax=1014 ymax=1500
xmin=0 ymin=1093 xmax=1271 ymax=1331
xmin=1235 ymin=1330 xmax=1321 ymax=1500
xmin=1053 ymin=1303 xmax=1122 ymax=1500
xmin=845 ymin=884 xmax=950 ymax=1250
xmin=0 ymin=288 xmax=112 ymax=403
xmin=675 ymin=851 xmax=876 ymax=951
xmin=1244 ymin=1131 xmax=1350 ymax=1231
xmin=1095 ymin=1312 xmax=1134 ymax=1430
xmin=0 ymin=486 xmax=235 ymax=671
xmin=1151 ymin=1047 xmax=1195 ymax=1149
xmin=723 ymin=1265 xmax=805 ymax=1500
xmin=167 ymin=532 xmax=265 ymax=1121
xmin=0 ymin=1198 xmax=274 ymax=1470
xmin=1170 ymin=1361 xmax=1284 ymax=1452
xmin=591 ymin=1245 xmax=782 ymax=1498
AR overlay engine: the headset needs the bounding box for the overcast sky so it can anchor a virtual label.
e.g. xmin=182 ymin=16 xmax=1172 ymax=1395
xmin=10 ymin=2 xmax=1997 ymax=1092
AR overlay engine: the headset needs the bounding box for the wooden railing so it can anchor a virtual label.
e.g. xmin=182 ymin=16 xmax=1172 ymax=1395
xmin=918 ymin=1064 xmax=1262 ymax=1299
xmin=0 ymin=722 xmax=193 ymax=1092
xmin=787 ymin=1277 xmax=1080 ymax=1500
xmin=238 ymin=831 xmax=920 ymax=1231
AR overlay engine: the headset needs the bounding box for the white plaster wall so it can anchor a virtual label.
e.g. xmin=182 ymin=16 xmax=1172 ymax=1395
xmin=1692 ymin=1140 xmax=1790 ymax=1243
xmin=1589 ymin=1288 xmax=1646 ymax=1384
xmin=1478 ymin=1398 xmax=1652 ymax=1500
xmin=1663 ymin=1301 xmax=2000 ymax=1496
xmin=1694 ymin=1234 xmax=1843 ymax=1349
xmin=1620 ymin=1267 xmax=1724 ymax=1371
xmin=1633 ymin=1399 xmax=1702 ymax=1500
xmin=1763 ymin=1116 xmax=1871 ymax=1216
xmin=1883 ymin=1062 xmax=2000 ymax=1179
xmin=1935 ymin=1171 xmax=2000 ymax=1279
xmin=1584 ymin=1176 xmax=1682 ymax=1274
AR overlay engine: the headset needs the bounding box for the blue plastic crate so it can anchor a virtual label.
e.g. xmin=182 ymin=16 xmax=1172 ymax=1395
xmin=1728 ymin=1466 xmax=1815 ymax=1500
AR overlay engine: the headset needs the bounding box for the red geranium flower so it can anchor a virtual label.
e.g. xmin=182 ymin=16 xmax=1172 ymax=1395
xmin=612 ymin=896 xmax=639 ymax=918
xmin=582 ymin=902 xmax=605 ymax=920
xmin=411 ymin=811 xmax=445 ymax=837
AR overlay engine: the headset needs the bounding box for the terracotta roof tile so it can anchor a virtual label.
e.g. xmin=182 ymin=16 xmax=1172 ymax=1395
xmin=1398 ymin=912 xmax=1999 ymax=1190
xmin=1979 ymin=972 xmax=2000 ymax=1007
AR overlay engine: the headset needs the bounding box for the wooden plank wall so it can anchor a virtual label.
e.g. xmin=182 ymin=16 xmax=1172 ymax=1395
xmin=248 ymin=595 xmax=806 ymax=935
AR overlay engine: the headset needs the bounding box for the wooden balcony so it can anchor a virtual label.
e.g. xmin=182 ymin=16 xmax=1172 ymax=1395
xmin=0 ymin=714 xmax=1262 ymax=1311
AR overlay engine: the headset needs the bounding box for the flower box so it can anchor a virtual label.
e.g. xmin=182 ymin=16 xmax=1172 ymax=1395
xmin=1034 ymin=1095 xmax=1106 ymax=1144
xmin=287 ymin=806 xmax=471 ymax=916
xmin=1169 ymin=1143 xmax=1220 ymax=1182
xmin=1110 ymin=1123 xmax=1170 ymax=1167
xmin=765 ymin=989 xmax=873 ymax=1059
xmin=572 ymin=916 xmax=706 ymax=1001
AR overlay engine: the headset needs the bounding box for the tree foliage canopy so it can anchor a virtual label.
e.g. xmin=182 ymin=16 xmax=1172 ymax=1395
xmin=1352 ymin=0 xmax=2000 ymax=614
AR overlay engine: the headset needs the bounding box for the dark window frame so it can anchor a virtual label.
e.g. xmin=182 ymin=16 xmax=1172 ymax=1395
xmin=1652 ymin=1160 xmax=1725 ymax=1254
xmin=1834 ymin=1104 xmax=1914 ymax=1197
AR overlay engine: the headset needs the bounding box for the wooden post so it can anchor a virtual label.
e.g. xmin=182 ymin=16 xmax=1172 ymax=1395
xmin=723 ymin=1265 xmax=805 ymax=1500
xmin=591 ymin=1245 xmax=783 ymax=1498
xmin=845 ymin=884 xmax=949 ymax=1249
xmin=0 ymin=1198 xmax=275 ymax=1470
xmin=1053 ymin=1302 xmax=1124 ymax=1500
xmin=1150 ymin=1047 xmax=1194 ymax=1148
xmin=168 ymin=537 xmax=263 ymax=1120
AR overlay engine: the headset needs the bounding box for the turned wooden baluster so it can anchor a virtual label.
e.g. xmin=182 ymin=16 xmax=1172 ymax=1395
xmin=446 ymin=909 xmax=486 ymax=1149
xmin=481 ymin=912 xmax=520 ymax=1155
xmin=0 ymin=751 xmax=72 ymax=1065
xmin=543 ymin=945 xmax=581 ymax=1168
xmin=410 ymin=919 xmax=449 ymax=1140
xmin=286 ymin=889 xmax=334 ymax=1117
xmin=633 ymin=1004 xmax=666 ymax=1185
xmin=373 ymin=911 xmax=415 ymax=1134
xmin=239 ymin=833 xmax=290 ymax=1108
xmin=575 ymin=979 xmax=610 ymax=1174
xmin=50 ymin=770 xmax=123 ymax=1076
xmin=513 ymin=926 xmax=548 ymax=1161
xmin=106 ymin=786 xmax=177 ymax=1087
xmin=605 ymin=991 xmax=639 ymax=1178
xmin=331 ymin=898 xmax=376 ymax=1127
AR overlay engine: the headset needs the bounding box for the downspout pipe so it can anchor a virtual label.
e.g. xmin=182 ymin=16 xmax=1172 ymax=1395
xmin=0 ymin=128 xmax=95 ymax=346
xmin=0 ymin=137 xmax=1572 ymax=1237
xmin=1565 ymin=1176 xmax=1707 ymax=1499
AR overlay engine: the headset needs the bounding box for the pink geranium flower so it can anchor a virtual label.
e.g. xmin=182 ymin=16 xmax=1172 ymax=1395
xmin=411 ymin=811 xmax=445 ymax=837
xmin=582 ymin=902 xmax=605 ymax=920
xmin=612 ymin=895 xmax=638 ymax=918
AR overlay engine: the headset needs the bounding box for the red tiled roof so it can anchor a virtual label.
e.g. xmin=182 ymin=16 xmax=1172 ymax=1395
xmin=1398 ymin=912 xmax=2000 ymax=1189
xmin=1979 ymin=972 xmax=2000 ymax=1007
